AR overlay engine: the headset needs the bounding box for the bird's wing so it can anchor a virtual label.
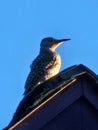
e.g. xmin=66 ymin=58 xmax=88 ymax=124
xmin=24 ymin=54 xmax=56 ymax=95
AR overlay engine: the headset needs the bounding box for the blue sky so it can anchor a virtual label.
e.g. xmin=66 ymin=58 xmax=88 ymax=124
xmin=0 ymin=0 xmax=98 ymax=129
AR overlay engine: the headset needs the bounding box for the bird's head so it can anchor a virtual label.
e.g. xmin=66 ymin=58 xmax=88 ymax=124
xmin=40 ymin=37 xmax=70 ymax=51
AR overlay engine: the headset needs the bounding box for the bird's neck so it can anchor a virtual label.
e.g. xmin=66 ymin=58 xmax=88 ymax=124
xmin=40 ymin=47 xmax=56 ymax=54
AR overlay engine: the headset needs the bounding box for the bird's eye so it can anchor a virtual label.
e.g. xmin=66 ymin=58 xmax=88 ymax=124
xmin=49 ymin=39 xmax=54 ymax=42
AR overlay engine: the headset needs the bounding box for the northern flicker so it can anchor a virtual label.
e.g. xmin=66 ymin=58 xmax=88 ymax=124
xmin=24 ymin=37 xmax=70 ymax=96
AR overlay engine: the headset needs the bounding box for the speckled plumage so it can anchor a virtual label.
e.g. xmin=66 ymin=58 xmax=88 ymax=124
xmin=24 ymin=37 xmax=70 ymax=96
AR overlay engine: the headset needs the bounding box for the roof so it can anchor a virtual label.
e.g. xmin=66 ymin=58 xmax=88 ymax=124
xmin=4 ymin=64 xmax=98 ymax=130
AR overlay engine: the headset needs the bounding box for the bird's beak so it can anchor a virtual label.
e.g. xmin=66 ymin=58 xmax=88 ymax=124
xmin=57 ymin=38 xmax=71 ymax=43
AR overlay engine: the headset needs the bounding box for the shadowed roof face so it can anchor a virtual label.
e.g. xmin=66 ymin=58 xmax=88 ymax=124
xmin=4 ymin=64 xmax=98 ymax=130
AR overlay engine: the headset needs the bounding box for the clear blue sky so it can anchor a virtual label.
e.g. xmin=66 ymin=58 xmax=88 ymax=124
xmin=0 ymin=0 xmax=98 ymax=129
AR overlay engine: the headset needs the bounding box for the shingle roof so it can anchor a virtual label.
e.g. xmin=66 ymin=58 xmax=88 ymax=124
xmin=4 ymin=64 xmax=98 ymax=130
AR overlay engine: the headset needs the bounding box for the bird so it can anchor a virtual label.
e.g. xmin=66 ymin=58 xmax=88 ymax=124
xmin=24 ymin=37 xmax=70 ymax=96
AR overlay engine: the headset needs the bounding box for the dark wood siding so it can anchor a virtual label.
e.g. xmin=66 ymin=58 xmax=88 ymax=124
xmin=41 ymin=97 xmax=98 ymax=130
